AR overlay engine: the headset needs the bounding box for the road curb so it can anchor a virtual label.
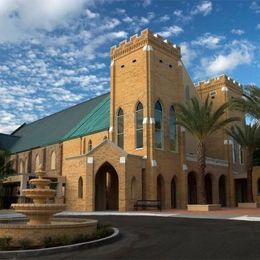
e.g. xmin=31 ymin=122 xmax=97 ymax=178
xmin=0 ymin=227 xmax=120 ymax=258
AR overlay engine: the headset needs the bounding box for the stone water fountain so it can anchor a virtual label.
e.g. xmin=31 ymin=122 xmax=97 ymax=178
xmin=12 ymin=168 xmax=66 ymax=225
xmin=0 ymin=168 xmax=97 ymax=247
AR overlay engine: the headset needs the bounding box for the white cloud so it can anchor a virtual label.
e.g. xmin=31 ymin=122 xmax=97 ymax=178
xmin=159 ymin=26 xmax=183 ymax=37
xmin=192 ymin=33 xmax=225 ymax=49
xmin=250 ymin=1 xmax=260 ymax=13
xmin=173 ymin=9 xmax=192 ymax=23
xmin=123 ymin=16 xmax=133 ymax=23
xmin=143 ymin=0 xmax=152 ymax=7
xmin=201 ymin=40 xmax=255 ymax=75
xmin=257 ymin=24 xmax=260 ymax=30
xmin=0 ymin=0 xmax=85 ymax=43
xmin=85 ymin=9 xmax=99 ymax=19
xmin=159 ymin=15 xmax=170 ymax=22
xmin=231 ymin=29 xmax=245 ymax=35
xmin=89 ymin=63 xmax=106 ymax=70
xmin=101 ymin=18 xmax=121 ymax=30
xmin=121 ymin=13 xmax=154 ymax=32
xmin=191 ymin=1 xmax=213 ymax=16
xmin=180 ymin=42 xmax=197 ymax=67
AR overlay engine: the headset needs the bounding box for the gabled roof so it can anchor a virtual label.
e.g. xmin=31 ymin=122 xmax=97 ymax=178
xmin=0 ymin=133 xmax=20 ymax=151
xmin=5 ymin=93 xmax=110 ymax=153
xmin=63 ymin=94 xmax=110 ymax=140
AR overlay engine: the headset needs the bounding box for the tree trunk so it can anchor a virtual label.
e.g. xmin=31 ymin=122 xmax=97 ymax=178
xmin=246 ymin=149 xmax=254 ymax=203
xmin=197 ymin=141 xmax=206 ymax=204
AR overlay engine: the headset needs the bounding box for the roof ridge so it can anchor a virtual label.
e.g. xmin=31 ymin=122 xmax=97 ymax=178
xmin=62 ymin=95 xmax=110 ymax=140
xmin=0 ymin=133 xmax=18 ymax=137
xmin=13 ymin=92 xmax=110 ymax=131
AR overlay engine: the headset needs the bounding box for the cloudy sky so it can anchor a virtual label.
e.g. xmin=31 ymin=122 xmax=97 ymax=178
xmin=0 ymin=0 xmax=259 ymax=134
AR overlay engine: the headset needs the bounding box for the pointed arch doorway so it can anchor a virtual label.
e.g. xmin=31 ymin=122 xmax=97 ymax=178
xmin=95 ymin=162 xmax=119 ymax=211
xmin=188 ymin=172 xmax=197 ymax=204
xmin=171 ymin=177 xmax=176 ymax=208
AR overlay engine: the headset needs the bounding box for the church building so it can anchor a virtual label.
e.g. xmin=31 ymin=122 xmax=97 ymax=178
xmin=1 ymin=29 xmax=259 ymax=211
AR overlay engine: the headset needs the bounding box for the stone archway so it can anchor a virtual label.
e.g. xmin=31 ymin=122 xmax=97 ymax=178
xmin=219 ymin=175 xmax=226 ymax=206
xmin=171 ymin=177 xmax=176 ymax=208
xmin=157 ymin=175 xmax=165 ymax=208
xmin=205 ymin=174 xmax=213 ymax=204
xmin=95 ymin=162 xmax=119 ymax=211
xmin=188 ymin=172 xmax=197 ymax=204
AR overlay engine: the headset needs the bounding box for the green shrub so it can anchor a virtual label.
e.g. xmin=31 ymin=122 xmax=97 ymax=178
xmin=0 ymin=236 xmax=12 ymax=250
xmin=72 ymin=233 xmax=89 ymax=244
xmin=42 ymin=224 xmax=114 ymax=248
xmin=96 ymin=223 xmax=113 ymax=239
xmin=55 ymin=235 xmax=71 ymax=246
xmin=18 ymin=238 xmax=33 ymax=250
xmin=43 ymin=236 xmax=54 ymax=248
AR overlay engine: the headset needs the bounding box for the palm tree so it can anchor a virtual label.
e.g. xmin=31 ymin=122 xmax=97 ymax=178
xmin=230 ymin=85 xmax=260 ymax=121
xmin=226 ymin=123 xmax=260 ymax=202
xmin=174 ymin=96 xmax=238 ymax=204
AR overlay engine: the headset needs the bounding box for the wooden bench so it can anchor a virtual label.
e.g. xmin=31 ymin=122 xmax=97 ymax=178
xmin=134 ymin=200 xmax=161 ymax=211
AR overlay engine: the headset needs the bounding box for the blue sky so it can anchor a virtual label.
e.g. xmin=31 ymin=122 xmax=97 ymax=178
xmin=0 ymin=0 xmax=259 ymax=133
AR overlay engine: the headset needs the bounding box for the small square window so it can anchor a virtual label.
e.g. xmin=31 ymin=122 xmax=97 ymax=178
xmin=159 ymin=59 xmax=163 ymax=63
xmin=121 ymin=65 xmax=125 ymax=68
xmin=169 ymin=64 xmax=172 ymax=68
xmin=132 ymin=59 xmax=136 ymax=63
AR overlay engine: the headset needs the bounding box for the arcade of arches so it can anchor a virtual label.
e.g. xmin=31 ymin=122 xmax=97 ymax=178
xmin=187 ymin=172 xmax=227 ymax=206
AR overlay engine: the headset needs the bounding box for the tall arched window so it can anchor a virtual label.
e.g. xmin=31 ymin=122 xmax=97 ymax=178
xmin=117 ymin=108 xmax=124 ymax=149
xmin=82 ymin=138 xmax=86 ymax=154
xmin=232 ymin=138 xmax=238 ymax=163
xmin=35 ymin=154 xmax=40 ymax=171
xmin=78 ymin=177 xmax=83 ymax=198
xmin=155 ymin=101 xmax=163 ymax=149
xmin=19 ymin=160 xmax=24 ymax=174
xmin=24 ymin=158 xmax=28 ymax=173
xmin=169 ymin=106 xmax=177 ymax=151
xmin=239 ymin=145 xmax=244 ymax=164
xmin=51 ymin=151 xmax=56 ymax=170
xmin=135 ymin=102 xmax=143 ymax=149
xmin=88 ymin=140 xmax=92 ymax=152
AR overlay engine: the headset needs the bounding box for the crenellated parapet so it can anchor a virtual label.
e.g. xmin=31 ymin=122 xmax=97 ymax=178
xmin=110 ymin=28 xmax=181 ymax=60
xmin=195 ymin=74 xmax=243 ymax=94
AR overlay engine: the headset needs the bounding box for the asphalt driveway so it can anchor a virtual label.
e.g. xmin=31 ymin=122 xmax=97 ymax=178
xmin=18 ymin=215 xmax=260 ymax=259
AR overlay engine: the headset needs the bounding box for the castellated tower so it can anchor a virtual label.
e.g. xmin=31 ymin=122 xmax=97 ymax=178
xmin=109 ymin=29 xmax=183 ymax=154
xmin=109 ymin=29 xmax=189 ymax=207
xmin=196 ymin=75 xmax=243 ymax=161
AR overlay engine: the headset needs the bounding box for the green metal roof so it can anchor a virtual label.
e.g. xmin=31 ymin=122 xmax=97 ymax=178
xmin=3 ymin=93 xmax=110 ymax=153
xmin=63 ymin=94 xmax=110 ymax=140
xmin=0 ymin=133 xmax=20 ymax=151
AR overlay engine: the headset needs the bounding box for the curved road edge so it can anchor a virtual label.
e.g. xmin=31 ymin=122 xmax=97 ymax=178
xmin=0 ymin=227 xmax=120 ymax=259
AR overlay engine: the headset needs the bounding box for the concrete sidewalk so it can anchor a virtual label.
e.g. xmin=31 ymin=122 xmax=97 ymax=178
xmin=1 ymin=208 xmax=260 ymax=221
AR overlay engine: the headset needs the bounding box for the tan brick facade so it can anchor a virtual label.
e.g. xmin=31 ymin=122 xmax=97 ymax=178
xmin=5 ymin=29 xmax=258 ymax=211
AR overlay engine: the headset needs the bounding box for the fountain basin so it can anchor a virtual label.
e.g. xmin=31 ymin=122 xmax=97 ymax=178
xmin=0 ymin=218 xmax=97 ymax=247
xmin=12 ymin=204 xmax=66 ymax=225
xmin=29 ymin=178 xmax=51 ymax=188
xmin=21 ymin=189 xmax=56 ymax=204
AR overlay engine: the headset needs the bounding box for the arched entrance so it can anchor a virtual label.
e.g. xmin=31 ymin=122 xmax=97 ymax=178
xmin=205 ymin=174 xmax=213 ymax=204
xmin=157 ymin=175 xmax=165 ymax=208
xmin=171 ymin=177 xmax=176 ymax=208
xmin=188 ymin=172 xmax=197 ymax=204
xmin=219 ymin=175 xmax=226 ymax=206
xmin=95 ymin=162 xmax=119 ymax=211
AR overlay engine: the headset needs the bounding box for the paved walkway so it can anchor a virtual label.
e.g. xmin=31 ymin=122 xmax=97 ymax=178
xmin=19 ymin=215 xmax=260 ymax=259
xmin=2 ymin=208 xmax=260 ymax=221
